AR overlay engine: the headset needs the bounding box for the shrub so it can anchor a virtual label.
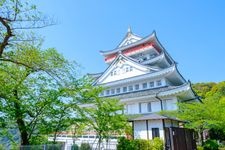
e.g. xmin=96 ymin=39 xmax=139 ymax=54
xmin=46 ymin=145 xmax=61 ymax=150
xmin=117 ymin=137 xmax=132 ymax=150
xmin=197 ymin=146 xmax=204 ymax=150
xmin=151 ymin=137 xmax=164 ymax=150
xmin=117 ymin=137 xmax=163 ymax=150
xmin=80 ymin=143 xmax=91 ymax=150
xmin=203 ymin=139 xmax=219 ymax=150
xmin=133 ymin=139 xmax=151 ymax=150
xmin=71 ymin=144 xmax=79 ymax=150
xmin=11 ymin=144 xmax=20 ymax=150
xmin=0 ymin=145 xmax=5 ymax=150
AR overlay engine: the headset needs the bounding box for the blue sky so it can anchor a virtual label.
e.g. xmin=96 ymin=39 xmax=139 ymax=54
xmin=34 ymin=0 xmax=225 ymax=83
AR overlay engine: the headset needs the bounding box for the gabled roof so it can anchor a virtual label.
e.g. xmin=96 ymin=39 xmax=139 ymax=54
xmin=117 ymin=27 xmax=142 ymax=48
xmin=93 ymin=53 xmax=158 ymax=85
xmin=100 ymin=31 xmax=157 ymax=56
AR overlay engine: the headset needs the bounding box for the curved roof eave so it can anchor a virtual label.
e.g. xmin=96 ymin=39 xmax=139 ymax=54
xmin=158 ymin=82 xmax=191 ymax=97
xmin=153 ymin=32 xmax=175 ymax=64
xmin=100 ymin=31 xmax=156 ymax=56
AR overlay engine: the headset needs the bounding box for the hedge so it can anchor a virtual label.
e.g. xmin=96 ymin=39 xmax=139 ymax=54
xmin=117 ymin=137 xmax=163 ymax=150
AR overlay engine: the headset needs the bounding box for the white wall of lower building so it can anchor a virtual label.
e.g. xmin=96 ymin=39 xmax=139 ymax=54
xmin=133 ymin=120 xmax=164 ymax=140
xmin=148 ymin=120 xmax=164 ymax=140
xmin=134 ymin=121 xmax=147 ymax=139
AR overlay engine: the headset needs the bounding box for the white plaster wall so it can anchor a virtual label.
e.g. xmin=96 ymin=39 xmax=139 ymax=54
xmin=140 ymin=102 xmax=148 ymax=113
xmin=127 ymin=103 xmax=139 ymax=114
xmin=133 ymin=121 xmax=147 ymax=139
xmin=161 ymin=78 xmax=166 ymax=86
xmin=133 ymin=120 xmax=164 ymax=140
xmin=125 ymin=97 xmax=178 ymax=115
xmin=163 ymin=97 xmax=177 ymax=111
xmin=167 ymin=99 xmax=177 ymax=110
xmin=102 ymin=68 xmax=147 ymax=83
xmin=151 ymin=101 xmax=161 ymax=112
xmin=148 ymin=120 xmax=164 ymax=140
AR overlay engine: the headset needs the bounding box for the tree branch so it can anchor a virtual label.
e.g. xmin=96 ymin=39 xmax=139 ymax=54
xmin=0 ymin=58 xmax=37 ymax=70
xmin=0 ymin=17 xmax=14 ymax=57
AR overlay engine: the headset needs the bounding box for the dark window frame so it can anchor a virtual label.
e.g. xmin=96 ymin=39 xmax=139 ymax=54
xmin=135 ymin=84 xmax=139 ymax=90
xmin=149 ymin=81 xmax=154 ymax=88
xmin=142 ymin=82 xmax=147 ymax=89
xmin=152 ymin=128 xmax=160 ymax=139
xmin=147 ymin=102 xmax=152 ymax=112
xmin=116 ymin=88 xmax=120 ymax=94
xmin=123 ymin=87 xmax=127 ymax=92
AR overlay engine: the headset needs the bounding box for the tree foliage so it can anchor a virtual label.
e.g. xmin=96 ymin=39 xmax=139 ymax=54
xmin=0 ymin=0 xmax=55 ymax=57
xmin=161 ymin=81 xmax=225 ymax=144
xmin=0 ymin=43 xmax=91 ymax=145
xmin=83 ymin=87 xmax=128 ymax=149
xmin=192 ymin=82 xmax=216 ymax=99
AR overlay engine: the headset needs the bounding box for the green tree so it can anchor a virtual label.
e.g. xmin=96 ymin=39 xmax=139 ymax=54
xmin=161 ymin=82 xmax=225 ymax=145
xmin=69 ymin=122 xmax=86 ymax=144
xmin=84 ymin=87 xmax=128 ymax=150
xmin=192 ymin=82 xmax=216 ymax=99
xmin=0 ymin=43 xmax=89 ymax=145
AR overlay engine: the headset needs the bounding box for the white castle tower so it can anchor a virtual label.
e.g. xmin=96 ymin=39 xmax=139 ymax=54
xmin=89 ymin=28 xmax=198 ymax=140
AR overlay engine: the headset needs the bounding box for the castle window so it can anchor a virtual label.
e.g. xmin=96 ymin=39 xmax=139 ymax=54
xmin=142 ymin=83 xmax=147 ymax=89
xmin=116 ymin=88 xmax=120 ymax=94
xmin=106 ymin=90 xmax=110 ymax=95
xmin=147 ymin=102 xmax=152 ymax=112
xmin=125 ymin=67 xmax=129 ymax=72
xmin=128 ymin=85 xmax=133 ymax=92
xmin=149 ymin=81 xmax=154 ymax=88
xmin=139 ymin=103 xmax=141 ymax=113
xmin=156 ymin=80 xmax=162 ymax=86
xmin=110 ymin=72 xmax=113 ymax=76
xmin=130 ymin=67 xmax=133 ymax=71
xmin=135 ymin=84 xmax=139 ymax=90
xmin=99 ymin=92 xmax=104 ymax=96
xmin=111 ymin=89 xmax=115 ymax=95
xmin=123 ymin=87 xmax=127 ymax=92
xmin=152 ymin=128 xmax=160 ymax=139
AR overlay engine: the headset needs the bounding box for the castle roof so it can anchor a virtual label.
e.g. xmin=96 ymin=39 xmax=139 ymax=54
xmin=100 ymin=31 xmax=158 ymax=56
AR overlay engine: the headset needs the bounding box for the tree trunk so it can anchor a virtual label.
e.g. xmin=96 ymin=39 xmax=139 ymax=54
xmin=53 ymin=132 xmax=57 ymax=144
xmin=16 ymin=117 xmax=29 ymax=145
xmin=199 ymin=127 xmax=204 ymax=146
xmin=14 ymin=90 xmax=29 ymax=145
xmin=97 ymin=136 xmax=102 ymax=150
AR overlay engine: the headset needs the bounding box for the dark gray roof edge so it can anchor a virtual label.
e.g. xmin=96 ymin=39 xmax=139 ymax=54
xmin=128 ymin=113 xmax=182 ymax=121
xmin=100 ymin=31 xmax=155 ymax=55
